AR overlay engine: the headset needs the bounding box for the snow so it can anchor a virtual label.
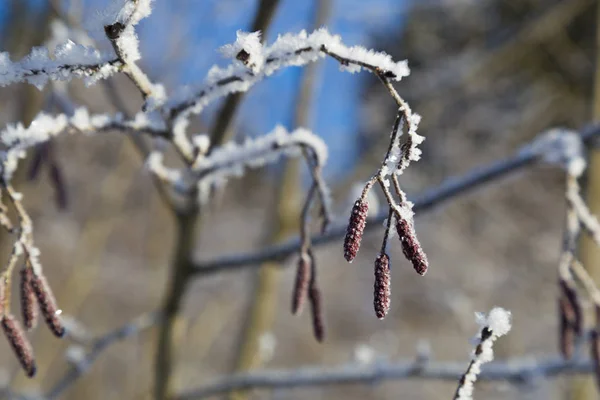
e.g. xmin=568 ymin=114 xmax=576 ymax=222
xmin=167 ymin=27 xmax=410 ymax=119
xmin=0 ymin=44 xmax=118 ymax=90
xmin=192 ymin=125 xmax=328 ymax=203
xmin=456 ymin=307 xmax=512 ymax=400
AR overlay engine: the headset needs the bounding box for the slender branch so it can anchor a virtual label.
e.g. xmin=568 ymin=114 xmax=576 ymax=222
xmin=174 ymin=355 xmax=595 ymax=400
xmin=44 ymin=312 xmax=162 ymax=400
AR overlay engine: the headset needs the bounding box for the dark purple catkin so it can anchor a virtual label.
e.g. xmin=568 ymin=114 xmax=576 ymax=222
xmin=559 ymin=279 xmax=582 ymax=336
xmin=0 ymin=281 xmax=5 ymax=317
xmin=343 ymin=200 xmax=369 ymax=262
xmin=20 ymin=267 xmax=38 ymax=330
xmin=30 ymin=272 xmax=65 ymax=338
xmin=559 ymin=297 xmax=575 ymax=360
xmin=396 ymin=218 xmax=428 ymax=275
xmin=291 ymin=255 xmax=311 ymax=315
xmin=2 ymin=315 xmax=36 ymax=377
xmin=309 ymin=285 xmax=325 ymax=342
xmin=592 ymin=305 xmax=600 ymax=389
xmin=374 ymin=253 xmax=391 ymax=320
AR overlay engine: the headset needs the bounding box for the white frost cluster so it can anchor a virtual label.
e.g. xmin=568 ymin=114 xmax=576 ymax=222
xmin=0 ymin=42 xmax=117 ymax=89
xmin=193 ymin=125 xmax=328 ymax=204
xmin=0 ymin=108 xmax=160 ymax=181
xmin=167 ymin=28 xmax=410 ymax=118
xmin=94 ymin=0 xmax=153 ymax=28
xmin=456 ymin=307 xmax=512 ymax=400
xmin=380 ymin=112 xmax=424 ymax=180
xmin=145 ymin=152 xmax=184 ymax=188
xmin=220 ymin=31 xmax=264 ymax=74
xmin=91 ymin=0 xmax=153 ymax=62
xmin=525 ymin=128 xmax=586 ymax=178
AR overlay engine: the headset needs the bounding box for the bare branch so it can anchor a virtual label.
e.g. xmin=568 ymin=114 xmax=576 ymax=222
xmin=174 ymin=355 xmax=593 ymax=400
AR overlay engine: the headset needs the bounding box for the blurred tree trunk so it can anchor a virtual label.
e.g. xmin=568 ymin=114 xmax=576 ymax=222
xmin=573 ymin=3 xmax=600 ymax=399
xmin=229 ymin=2 xmax=331 ymax=400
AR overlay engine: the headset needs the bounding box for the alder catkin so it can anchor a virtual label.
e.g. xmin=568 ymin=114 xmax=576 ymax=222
xmin=2 ymin=315 xmax=36 ymax=377
xmin=396 ymin=217 xmax=428 ymax=275
xmin=20 ymin=267 xmax=38 ymax=330
xmin=374 ymin=253 xmax=391 ymax=319
xmin=559 ymin=297 xmax=575 ymax=360
xmin=343 ymin=200 xmax=368 ymax=262
xmin=30 ymin=272 xmax=65 ymax=338
xmin=308 ymin=285 xmax=325 ymax=342
xmin=559 ymin=279 xmax=582 ymax=335
xmin=291 ymin=254 xmax=311 ymax=315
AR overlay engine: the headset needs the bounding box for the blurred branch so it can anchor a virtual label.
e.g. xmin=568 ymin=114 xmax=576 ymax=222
xmin=44 ymin=312 xmax=162 ymax=400
xmin=191 ymin=123 xmax=600 ymax=275
xmin=174 ymin=355 xmax=596 ymax=400
xmin=208 ymin=0 xmax=282 ymax=149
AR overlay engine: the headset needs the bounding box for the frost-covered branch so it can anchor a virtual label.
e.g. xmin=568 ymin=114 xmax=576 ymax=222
xmin=0 ymin=44 xmax=120 ymax=89
xmin=454 ymin=308 xmax=512 ymax=400
xmin=0 ymin=109 xmax=167 ymax=182
xmin=166 ymin=28 xmax=410 ymax=121
xmin=190 ymin=123 xmax=600 ymax=276
xmin=102 ymin=0 xmax=165 ymax=109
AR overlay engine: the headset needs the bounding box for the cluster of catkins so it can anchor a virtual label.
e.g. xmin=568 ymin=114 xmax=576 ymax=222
xmin=343 ymin=199 xmax=428 ymax=319
xmin=0 ymin=263 xmax=65 ymax=377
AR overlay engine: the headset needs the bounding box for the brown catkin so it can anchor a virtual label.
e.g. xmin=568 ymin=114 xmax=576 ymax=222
xmin=308 ymin=285 xmax=325 ymax=342
xmin=374 ymin=253 xmax=391 ymax=319
xmin=396 ymin=218 xmax=428 ymax=275
xmin=1 ymin=315 xmax=36 ymax=377
xmin=0 ymin=281 xmax=5 ymax=317
xmin=30 ymin=272 xmax=65 ymax=338
xmin=291 ymin=254 xmax=312 ymax=315
xmin=559 ymin=297 xmax=575 ymax=360
xmin=559 ymin=279 xmax=582 ymax=335
xmin=343 ymin=200 xmax=368 ymax=262
xmin=20 ymin=267 xmax=38 ymax=330
xmin=592 ymin=305 xmax=600 ymax=389
xmin=592 ymin=330 xmax=600 ymax=389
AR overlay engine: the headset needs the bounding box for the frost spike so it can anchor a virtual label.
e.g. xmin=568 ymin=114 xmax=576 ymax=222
xmin=20 ymin=267 xmax=38 ymax=330
xmin=291 ymin=254 xmax=311 ymax=315
xmin=343 ymin=199 xmax=368 ymax=262
xmin=30 ymin=272 xmax=65 ymax=338
xmin=2 ymin=315 xmax=36 ymax=377
xmin=396 ymin=217 xmax=428 ymax=275
xmin=374 ymin=253 xmax=391 ymax=319
xmin=309 ymin=285 xmax=325 ymax=342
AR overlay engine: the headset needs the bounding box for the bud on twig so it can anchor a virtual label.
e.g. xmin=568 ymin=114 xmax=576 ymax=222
xmin=291 ymin=254 xmax=311 ymax=315
xmin=344 ymin=200 xmax=368 ymax=262
xmin=309 ymin=285 xmax=325 ymax=342
xmin=30 ymin=272 xmax=65 ymax=338
xmin=396 ymin=217 xmax=428 ymax=275
xmin=2 ymin=315 xmax=36 ymax=377
xmin=373 ymin=253 xmax=391 ymax=319
xmin=20 ymin=267 xmax=38 ymax=330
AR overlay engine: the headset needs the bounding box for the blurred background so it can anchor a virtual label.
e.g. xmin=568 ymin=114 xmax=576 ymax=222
xmin=0 ymin=0 xmax=598 ymax=399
